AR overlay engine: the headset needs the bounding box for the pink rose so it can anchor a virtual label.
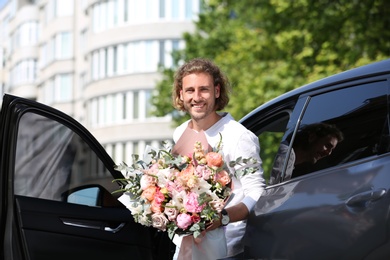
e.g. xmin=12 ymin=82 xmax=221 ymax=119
xmin=176 ymin=213 xmax=192 ymax=230
xmin=184 ymin=192 xmax=205 ymax=213
xmin=216 ymin=170 xmax=231 ymax=187
xmin=206 ymin=152 xmax=223 ymax=168
xmin=151 ymin=200 xmax=162 ymax=213
xmin=191 ymin=213 xmax=201 ymax=223
xmin=178 ymin=164 xmax=194 ymax=182
xmin=152 ymin=213 xmax=169 ymax=231
xmin=141 ymin=186 xmax=157 ymax=201
xmin=154 ymin=189 xmax=166 ymax=204
xmin=164 ymin=203 xmax=179 ymax=221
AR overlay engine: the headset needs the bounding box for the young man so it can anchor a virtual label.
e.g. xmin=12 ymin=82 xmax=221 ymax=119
xmin=171 ymin=58 xmax=265 ymax=259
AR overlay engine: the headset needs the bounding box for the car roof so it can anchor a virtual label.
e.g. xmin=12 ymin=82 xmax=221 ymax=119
xmin=240 ymin=58 xmax=390 ymax=123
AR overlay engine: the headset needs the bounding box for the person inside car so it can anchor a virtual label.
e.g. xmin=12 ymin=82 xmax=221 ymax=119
xmin=270 ymin=122 xmax=344 ymax=184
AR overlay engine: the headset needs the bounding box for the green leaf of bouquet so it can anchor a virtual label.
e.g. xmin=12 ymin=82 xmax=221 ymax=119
xmin=167 ymin=224 xmax=178 ymax=240
xmin=235 ymin=157 xmax=242 ymax=163
xmin=132 ymin=154 xmax=139 ymax=162
xmin=189 ymin=223 xmax=200 ymax=232
xmin=193 ymin=230 xmax=201 ymax=238
xmin=148 ymin=149 xmax=157 ymax=158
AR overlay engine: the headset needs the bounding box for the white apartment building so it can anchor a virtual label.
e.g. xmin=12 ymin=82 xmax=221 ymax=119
xmin=0 ymin=0 xmax=200 ymax=164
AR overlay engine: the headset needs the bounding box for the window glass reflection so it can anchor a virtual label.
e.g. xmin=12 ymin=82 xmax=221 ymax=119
xmin=291 ymin=82 xmax=388 ymax=179
xmin=14 ymin=112 xmax=116 ymax=201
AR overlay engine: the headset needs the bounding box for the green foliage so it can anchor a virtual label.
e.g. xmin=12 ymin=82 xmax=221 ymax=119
xmin=151 ymin=0 xmax=390 ymax=179
xmin=152 ymin=0 xmax=389 ymax=123
xmin=258 ymin=131 xmax=285 ymax=183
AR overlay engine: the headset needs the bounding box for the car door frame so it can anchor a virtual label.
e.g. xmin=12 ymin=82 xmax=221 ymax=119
xmin=242 ymin=74 xmax=390 ymax=259
xmin=0 ymin=94 xmax=155 ymax=260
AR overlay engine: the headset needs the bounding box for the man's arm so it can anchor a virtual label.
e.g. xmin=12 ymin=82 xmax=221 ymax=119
xmin=206 ymin=202 xmax=249 ymax=231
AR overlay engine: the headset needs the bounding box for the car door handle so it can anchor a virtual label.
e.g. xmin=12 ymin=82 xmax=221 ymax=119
xmin=61 ymin=218 xmax=125 ymax=233
xmin=104 ymin=222 xmax=125 ymax=233
xmin=346 ymin=188 xmax=386 ymax=208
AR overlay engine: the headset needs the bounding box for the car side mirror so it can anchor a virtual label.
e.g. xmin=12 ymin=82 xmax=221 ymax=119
xmin=61 ymin=184 xmax=123 ymax=208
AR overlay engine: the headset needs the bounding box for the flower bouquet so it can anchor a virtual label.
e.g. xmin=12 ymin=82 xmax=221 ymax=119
xmin=114 ymin=136 xmax=259 ymax=239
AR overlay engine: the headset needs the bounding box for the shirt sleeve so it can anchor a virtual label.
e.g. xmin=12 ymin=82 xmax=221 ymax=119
xmin=233 ymin=130 xmax=266 ymax=211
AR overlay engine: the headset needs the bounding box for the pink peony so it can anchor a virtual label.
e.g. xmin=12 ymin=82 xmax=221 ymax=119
xmin=176 ymin=213 xmax=192 ymax=230
xmin=184 ymin=192 xmax=205 ymax=213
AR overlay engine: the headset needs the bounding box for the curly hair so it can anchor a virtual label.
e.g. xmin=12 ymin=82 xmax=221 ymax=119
xmin=172 ymin=58 xmax=231 ymax=111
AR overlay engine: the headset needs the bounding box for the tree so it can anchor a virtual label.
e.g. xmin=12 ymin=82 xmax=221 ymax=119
xmin=153 ymin=0 xmax=390 ymax=122
xmin=151 ymin=0 xmax=390 ymax=179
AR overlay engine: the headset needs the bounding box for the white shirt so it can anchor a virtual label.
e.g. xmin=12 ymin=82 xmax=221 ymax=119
xmin=173 ymin=112 xmax=265 ymax=257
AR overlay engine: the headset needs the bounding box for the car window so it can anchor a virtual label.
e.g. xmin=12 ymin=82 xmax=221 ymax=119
xmin=284 ymin=81 xmax=389 ymax=180
xmin=252 ymin=111 xmax=291 ymax=183
xmin=13 ymin=112 xmax=119 ymax=202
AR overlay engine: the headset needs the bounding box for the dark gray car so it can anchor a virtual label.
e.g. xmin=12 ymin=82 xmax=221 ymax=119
xmin=241 ymin=58 xmax=390 ymax=259
xmin=1 ymin=59 xmax=389 ymax=260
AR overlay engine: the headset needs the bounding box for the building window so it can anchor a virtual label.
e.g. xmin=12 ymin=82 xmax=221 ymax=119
xmin=0 ymin=48 xmax=3 ymax=69
xmin=159 ymin=0 xmax=165 ymax=18
xmin=10 ymin=59 xmax=37 ymax=88
xmin=171 ymin=0 xmax=180 ymax=19
xmin=90 ymin=39 xmax=183 ymax=81
xmin=45 ymin=0 xmax=74 ymax=23
xmin=133 ymin=91 xmax=139 ymax=119
xmin=40 ymin=32 xmax=73 ymax=68
xmin=145 ymin=90 xmax=153 ymax=118
xmin=43 ymin=74 xmax=73 ymax=104
xmin=56 ymin=74 xmax=72 ymax=102
xmin=80 ymin=29 xmax=87 ymax=54
xmin=106 ymin=140 xmax=174 ymax=165
xmin=56 ymin=32 xmax=73 ymax=59
xmin=10 ymin=21 xmax=39 ymax=52
xmin=88 ymin=89 xmax=162 ymax=127
xmin=91 ymin=0 xmax=200 ymax=32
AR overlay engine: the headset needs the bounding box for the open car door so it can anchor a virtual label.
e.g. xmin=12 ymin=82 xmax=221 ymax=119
xmin=0 ymin=94 xmax=161 ymax=260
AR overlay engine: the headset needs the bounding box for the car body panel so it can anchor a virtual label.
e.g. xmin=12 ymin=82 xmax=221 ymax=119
xmin=245 ymin=155 xmax=390 ymax=259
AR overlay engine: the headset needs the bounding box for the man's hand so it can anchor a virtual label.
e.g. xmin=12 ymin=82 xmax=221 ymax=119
xmin=206 ymin=213 xmax=222 ymax=231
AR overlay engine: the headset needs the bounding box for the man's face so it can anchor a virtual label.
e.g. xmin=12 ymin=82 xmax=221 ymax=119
xmin=180 ymin=72 xmax=220 ymax=121
xmin=307 ymin=134 xmax=339 ymax=164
